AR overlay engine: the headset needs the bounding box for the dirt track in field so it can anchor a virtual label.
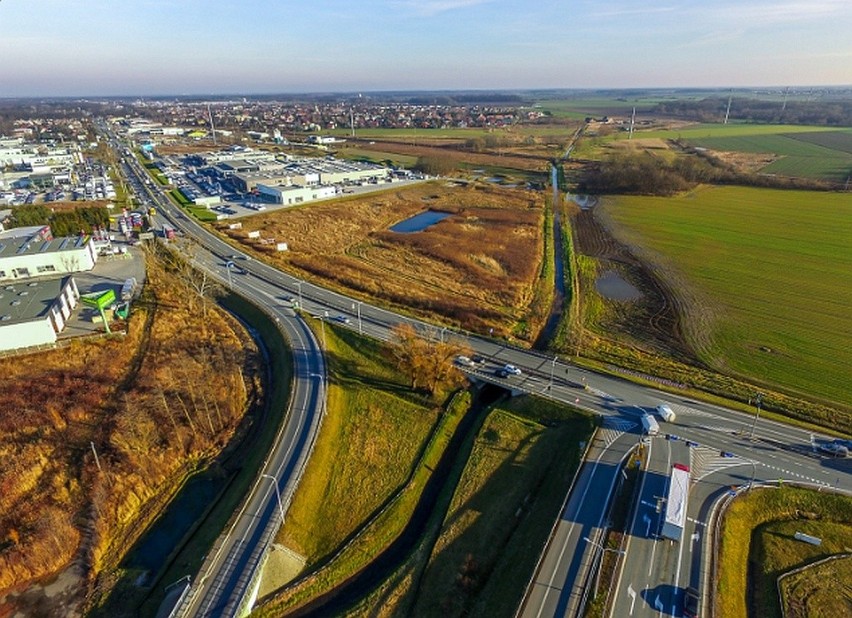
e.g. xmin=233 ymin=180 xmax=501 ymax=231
xmin=571 ymin=205 xmax=695 ymax=361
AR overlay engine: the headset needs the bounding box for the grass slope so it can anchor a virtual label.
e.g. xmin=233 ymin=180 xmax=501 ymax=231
xmin=407 ymin=397 xmax=594 ymax=617
xmin=276 ymin=326 xmax=440 ymax=564
xmin=604 ymin=185 xmax=852 ymax=409
xmin=717 ymin=486 xmax=852 ymax=618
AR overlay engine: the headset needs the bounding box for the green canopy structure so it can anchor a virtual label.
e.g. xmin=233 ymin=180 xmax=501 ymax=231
xmin=81 ymin=289 xmax=117 ymax=334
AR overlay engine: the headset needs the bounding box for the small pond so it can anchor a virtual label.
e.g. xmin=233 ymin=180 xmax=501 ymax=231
xmin=390 ymin=210 xmax=452 ymax=233
xmin=596 ymin=271 xmax=642 ymax=301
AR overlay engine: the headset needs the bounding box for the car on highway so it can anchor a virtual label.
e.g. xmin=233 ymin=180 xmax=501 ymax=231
xmin=471 ymin=354 xmax=487 ymax=365
xmin=819 ymin=442 xmax=849 ymax=457
xmin=656 ymin=403 xmax=676 ymax=422
xmin=455 ymin=355 xmax=475 ymax=367
xmin=503 ymin=364 xmax=522 ymax=376
xmin=494 ymin=368 xmax=510 ymax=378
xmin=335 ymin=315 xmax=352 ymax=324
xmin=683 ymin=586 xmax=700 ymax=618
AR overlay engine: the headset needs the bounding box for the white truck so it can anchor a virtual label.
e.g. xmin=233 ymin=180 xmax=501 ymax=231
xmin=641 ymin=413 xmax=660 ymax=436
xmin=656 ymin=404 xmax=676 ymax=423
xmin=120 ymin=277 xmax=137 ymax=301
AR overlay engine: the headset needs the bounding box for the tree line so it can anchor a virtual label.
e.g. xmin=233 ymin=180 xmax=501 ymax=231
xmin=652 ymin=97 xmax=852 ymax=127
xmin=577 ymin=149 xmax=835 ymax=196
xmin=10 ymin=204 xmax=110 ymax=236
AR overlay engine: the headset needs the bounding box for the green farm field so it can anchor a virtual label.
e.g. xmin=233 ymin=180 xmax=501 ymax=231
xmin=603 ymin=185 xmax=852 ymax=408
xmin=604 ymin=123 xmax=852 ymax=180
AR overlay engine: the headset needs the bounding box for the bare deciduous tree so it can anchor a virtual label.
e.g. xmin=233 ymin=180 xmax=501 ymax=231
xmin=386 ymin=324 xmax=470 ymax=396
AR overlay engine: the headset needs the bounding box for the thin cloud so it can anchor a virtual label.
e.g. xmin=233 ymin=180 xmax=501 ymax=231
xmin=392 ymin=0 xmax=493 ymax=17
xmin=718 ymin=0 xmax=849 ymax=23
xmin=590 ymin=5 xmax=679 ymax=19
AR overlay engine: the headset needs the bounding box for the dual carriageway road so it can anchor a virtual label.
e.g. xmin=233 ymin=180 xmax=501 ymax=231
xmin=112 ymin=132 xmax=850 ymax=618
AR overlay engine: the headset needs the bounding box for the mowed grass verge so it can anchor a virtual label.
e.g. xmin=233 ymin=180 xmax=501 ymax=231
xmin=256 ymin=323 xmax=464 ymax=614
xmin=603 ymin=185 xmax=852 ymax=410
xmin=716 ymin=486 xmax=852 ymax=618
xmin=364 ymin=396 xmax=594 ymax=617
xmin=414 ymin=398 xmax=594 ymax=617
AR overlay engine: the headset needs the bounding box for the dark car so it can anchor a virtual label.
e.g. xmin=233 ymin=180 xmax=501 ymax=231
xmin=683 ymin=587 xmax=700 ymax=618
xmin=819 ymin=442 xmax=849 ymax=458
xmin=494 ymin=368 xmax=509 ymax=378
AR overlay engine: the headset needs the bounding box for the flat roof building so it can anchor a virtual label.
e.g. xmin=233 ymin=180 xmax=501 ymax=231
xmin=0 ymin=233 xmax=97 ymax=282
xmin=0 ymin=276 xmax=80 ymax=352
xmin=256 ymin=183 xmax=337 ymax=206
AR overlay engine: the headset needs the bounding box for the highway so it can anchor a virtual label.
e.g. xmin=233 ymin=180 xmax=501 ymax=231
xmin=106 ymin=125 xmax=851 ymax=618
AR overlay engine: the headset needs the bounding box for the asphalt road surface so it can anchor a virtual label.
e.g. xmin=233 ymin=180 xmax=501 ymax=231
xmin=109 ymin=129 xmax=851 ymax=618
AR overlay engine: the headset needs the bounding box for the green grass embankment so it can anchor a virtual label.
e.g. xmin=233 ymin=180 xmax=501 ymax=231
xmin=414 ymin=398 xmax=594 ymax=617
xmin=550 ymin=204 xmax=580 ymax=352
xmin=518 ymin=201 xmax=555 ymax=341
xmin=717 ymin=486 xmax=852 ymax=618
xmin=254 ymin=323 xmax=464 ymax=616
xmin=352 ymin=396 xmax=594 ymax=617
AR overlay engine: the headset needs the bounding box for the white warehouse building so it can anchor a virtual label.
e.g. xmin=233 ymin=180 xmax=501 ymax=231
xmin=256 ymin=183 xmax=337 ymax=206
xmin=0 ymin=276 xmax=80 ymax=352
xmin=0 ymin=232 xmax=98 ymax=282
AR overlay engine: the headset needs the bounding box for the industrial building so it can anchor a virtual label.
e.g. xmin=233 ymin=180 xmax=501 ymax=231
xmin=0 ymin=276 xmax=80 ymax=352
xmin=0 ymin=229 xmax=98 ymax=282
xmin=256 ymin=183 xmax=337 ymax=206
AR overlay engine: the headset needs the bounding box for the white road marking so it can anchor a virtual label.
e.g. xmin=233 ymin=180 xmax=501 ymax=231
xmin=628 ymin=584 xmax=637 ymax=615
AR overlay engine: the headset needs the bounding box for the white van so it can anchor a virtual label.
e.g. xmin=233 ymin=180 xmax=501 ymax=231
xmin=656 ymin=404 xmax=676 ymax=423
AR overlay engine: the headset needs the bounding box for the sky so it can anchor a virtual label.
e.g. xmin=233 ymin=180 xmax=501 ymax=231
xmin=0 ymin=0 xmax=850 ymax=97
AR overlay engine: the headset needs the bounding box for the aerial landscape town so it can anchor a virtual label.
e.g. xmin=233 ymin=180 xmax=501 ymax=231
xmin=0 ymin=2 xmax=850 ymax=618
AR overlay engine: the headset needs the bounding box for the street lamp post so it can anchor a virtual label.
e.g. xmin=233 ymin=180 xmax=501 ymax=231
xmin=261 ymin=474 xmax=285 ymax=524
xmin=748 ymin=393 xmax=764 ymax=439
xmin=225 ymin=261 xmax=234 ymax=289
xmin=549 ymin=355 xmax=557 ymax=391
xmin=440 ymin=326 xmax=447 ymax=344
xmin=583 ymin=536 xmax=626 ymax=596
xmin=296 ymin=280 xmax=303 ymax=309
xmin=749 ymin=460 xmax=757 ymax=489
xmin=353 ymin=301 xmax=363 ymax=335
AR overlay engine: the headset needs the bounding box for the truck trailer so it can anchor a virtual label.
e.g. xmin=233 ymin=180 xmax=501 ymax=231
xmin=661 ymin=464 xmax=690 ymax=541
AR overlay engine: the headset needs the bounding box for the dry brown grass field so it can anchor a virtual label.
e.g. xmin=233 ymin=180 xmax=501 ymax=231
xmin=219 ymin=182 xmax=547 ymax=339
xmin=0 ymin=247 xmax=259 ymax=610
xmin=337 ymin=137 xmax=556 ymax=173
